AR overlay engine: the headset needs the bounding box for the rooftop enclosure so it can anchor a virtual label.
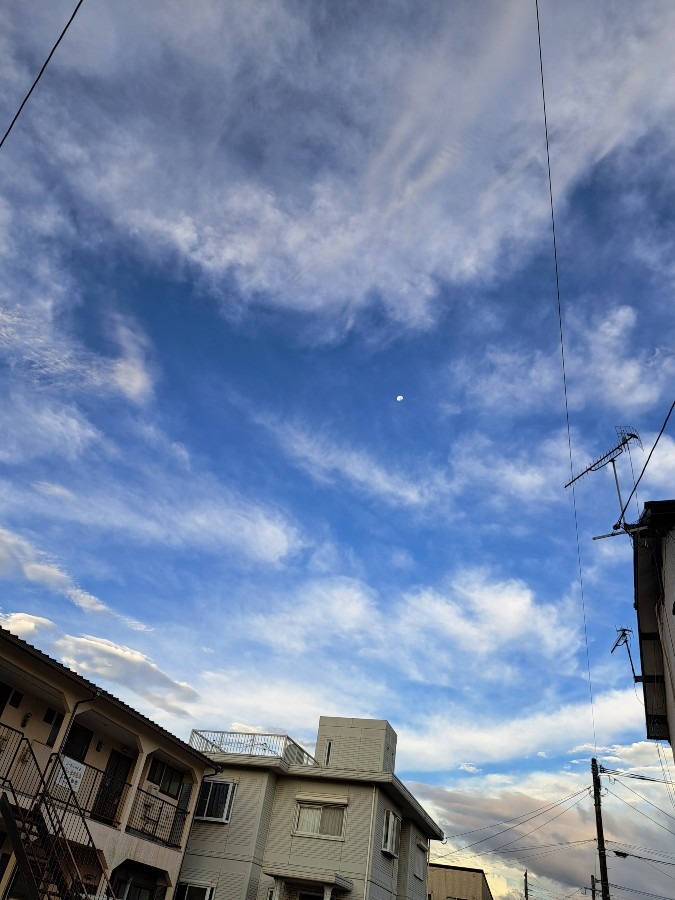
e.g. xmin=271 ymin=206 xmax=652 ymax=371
xmin=315 ymin=717 xmax=397 ymax=773
xmin=189 ymin=730 xmax=318 ymax=766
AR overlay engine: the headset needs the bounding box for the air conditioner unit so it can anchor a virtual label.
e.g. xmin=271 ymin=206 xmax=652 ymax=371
xmin=148 ymin=784 xmax=159 ymax=794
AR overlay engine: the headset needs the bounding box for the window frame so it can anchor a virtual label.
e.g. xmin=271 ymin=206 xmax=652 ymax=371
xmin=382 ymin=809 xmax=401 ymax=857
xmin=195 ymin=780 xmax=236 ymax=823
xmin=413 ymin=842 xmax=428 ymax=880
xmin=293 ymin=802 xmax=346 ymax=840
xmin=147 ymin=758 xmax=183 ymax=800
xmin=175 ymin=884 xmax=214 ymax=900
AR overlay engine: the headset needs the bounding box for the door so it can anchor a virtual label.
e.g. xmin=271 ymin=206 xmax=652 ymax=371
xmin=91 ymin=749 xmax=133 ymax=824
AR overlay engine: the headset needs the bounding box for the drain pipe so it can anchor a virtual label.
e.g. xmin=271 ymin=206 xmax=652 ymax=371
xmin=58 ymin=689 xmax=100 ymax=755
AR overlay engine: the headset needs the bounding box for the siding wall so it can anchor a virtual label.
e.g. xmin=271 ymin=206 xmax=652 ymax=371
xmin=428 ymin=865 xmax=492 ymax=900
xmin=180 ymin=767 xmax=276 ymax=900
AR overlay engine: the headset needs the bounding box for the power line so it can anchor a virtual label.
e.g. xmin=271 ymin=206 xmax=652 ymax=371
xmin=440 ymin=787 xmax=590 ymax=841
xmin=0 ymin=0 xmax=86 ymax=151
xmin=534 ymin=0 xmax=597 ymax=753
xmin=605 ymin=788 xmax=675 ymax=838
xmin=607 ymin=884 xmax=675 ymax=900
xmin=611 ymin=777 xmax=675 ymax=827
xmin=617 ymin=400 xmax=675 ymax=525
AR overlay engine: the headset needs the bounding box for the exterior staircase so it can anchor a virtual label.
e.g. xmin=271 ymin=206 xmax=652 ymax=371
xmin=0 ymin=723 xmax=115 ymax=900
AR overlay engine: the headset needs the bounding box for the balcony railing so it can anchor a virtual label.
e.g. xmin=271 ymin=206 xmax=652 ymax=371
xmin=189 ymin=730 xmax=318 ymax=766
xmin=0 ymin=723 xmax=44 ymax=806
xmin=49 ymin=757 xmax=131 ymax=828
xmin=126 ymin=787 xmax=187 ymax=848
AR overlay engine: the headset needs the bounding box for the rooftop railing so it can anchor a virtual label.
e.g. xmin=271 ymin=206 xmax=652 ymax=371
xmin=190 ymin=731 xmax=318 ymax=766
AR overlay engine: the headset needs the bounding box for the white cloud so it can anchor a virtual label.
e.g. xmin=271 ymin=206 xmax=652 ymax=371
xmin=0 ymin=527 xmax=148 ymax=630
xmin=0 ymin=612 xmax=55 ymax=639
xmin=396 ymin=688 xmax=645 ymax=771
xmin=54 ymin=633 xmax=199 ymax=717
xmin=0 ymin=468 xmax=303 ymax=566
xmin=260 ymin=419 xmax=452 ymax=509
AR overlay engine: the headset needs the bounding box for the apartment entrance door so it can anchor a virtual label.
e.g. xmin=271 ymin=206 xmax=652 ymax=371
xmin=92 ymin=749 xmax=132 ymax=824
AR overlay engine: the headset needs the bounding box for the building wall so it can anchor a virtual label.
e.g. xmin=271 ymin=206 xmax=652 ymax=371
xmin=659 ymin=533 xmax=675 ymax=742
xmin=261 ymin=776 xmax=372 ymax=896
xmin=427 ymin=864 xmax=493 ymax=900
xmin=180 ymin=766 xmax=276 ymax=900
xmin=315 ymin=719 xmax=397 ymax=774
xmin=369 ymin=790 xmax=400 ymax=900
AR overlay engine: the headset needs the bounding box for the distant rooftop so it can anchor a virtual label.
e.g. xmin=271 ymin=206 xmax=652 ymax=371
xmin=189 ymin=730 xmax=318 ymax=766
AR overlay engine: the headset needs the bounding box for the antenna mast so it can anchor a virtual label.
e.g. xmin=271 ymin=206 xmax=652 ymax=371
xmin=610 ymin=627 xmax=638 ymax=681
xmin=564 ymin=427 xmax=642 ymax=536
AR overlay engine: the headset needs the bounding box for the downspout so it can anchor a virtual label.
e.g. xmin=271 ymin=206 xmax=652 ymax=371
xmin=58 ymin=689 xmax=100 ymax=754
xmin=364 ymin=785 xmax=377 ymax=900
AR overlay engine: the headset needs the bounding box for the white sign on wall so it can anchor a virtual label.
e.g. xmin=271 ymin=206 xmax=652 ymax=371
xmin=56 ymin=756 xmax=86 ymax=792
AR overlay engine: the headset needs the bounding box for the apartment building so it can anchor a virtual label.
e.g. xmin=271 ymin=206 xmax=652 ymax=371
xmin=427 ymin=862 xmax=493 ymax=900
xmin=633 ymin=499 xmax=675 ymax=744
xmin=178 ymin=717 xmax=443 ymax=900
xmin=0 ymin=627 xmax=214 ymax=900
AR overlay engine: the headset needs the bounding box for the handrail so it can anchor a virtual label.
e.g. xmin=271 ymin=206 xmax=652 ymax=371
xmin=189 ymin=730 xmax=318 ymax=766
xmin=44 ymin=753 xmax=117 ymax=898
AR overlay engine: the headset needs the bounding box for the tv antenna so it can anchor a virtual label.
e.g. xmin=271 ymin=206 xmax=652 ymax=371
xmin=564 ymin=426 xmax=642 ymax=538
xmin=610 ymin=627 xmax=639 ymax=682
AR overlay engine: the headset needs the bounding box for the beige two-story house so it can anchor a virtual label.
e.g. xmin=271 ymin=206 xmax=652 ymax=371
xmin=0 ymin=627 xmax=214 ymax=900
xmin=178 ymin=717 xmax=443 ymax=900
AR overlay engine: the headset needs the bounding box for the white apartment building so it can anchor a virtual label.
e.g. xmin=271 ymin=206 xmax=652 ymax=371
xmin=178 ymin=717 xmax=443 ymax=900
xmin=633 ymin=499 xmax=675 ymax=744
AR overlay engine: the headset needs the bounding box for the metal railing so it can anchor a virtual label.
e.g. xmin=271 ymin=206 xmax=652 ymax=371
xmin=189 ymin=730 xmax=318 ymax=766
xmin=126 ymin=787 xmax=187 ymax=848
xmin=0 ymin=723 xmax=45 ymax=806
xmin=50 ymin=757 xmax=131 ymax=828
xmin=0 ymin=727 xmax=116 ymax=900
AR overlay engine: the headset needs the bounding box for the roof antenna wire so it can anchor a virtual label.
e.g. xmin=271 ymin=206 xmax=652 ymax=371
xmin=535 ymin=0 xmax=597 ymax=753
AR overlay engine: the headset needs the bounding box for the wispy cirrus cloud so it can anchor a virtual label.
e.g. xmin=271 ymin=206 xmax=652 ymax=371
xmin=0 ymin=527 xmax=148 ymax=630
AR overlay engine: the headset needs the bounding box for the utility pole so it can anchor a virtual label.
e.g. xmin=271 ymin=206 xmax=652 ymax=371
xmin=591 ymin=875 xmax=596 ymax=899
xmin=524 ymin=870 xmax=528 ymax=900
xmin=591 ymin=758 xmax=611 ymax=900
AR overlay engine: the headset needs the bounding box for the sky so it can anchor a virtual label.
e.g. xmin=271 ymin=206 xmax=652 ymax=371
xmin=2 ymin=1 xmax=675 ymax=897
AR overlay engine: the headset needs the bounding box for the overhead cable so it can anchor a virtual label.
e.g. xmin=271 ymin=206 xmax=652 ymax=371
xmin=0 ymin=0 xmax=86 ymax=150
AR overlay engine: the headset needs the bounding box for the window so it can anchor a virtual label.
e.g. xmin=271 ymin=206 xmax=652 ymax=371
xmin=195 ymin=780 xmax=236 ymax=822
xmin=63 ymin=722 xmax=93 ymax=762
xmin=324 ymin=740 xmax=332 ymax=766
xmin=382 ymin=810 xmax=401 ymax=856
xmin=175 ymin=886 xmax=213 ymax=900
xmin=147 ymin=758 xmax=183 ymax=799
xmin=295 ymin=803 xmax=345 ymax=837
xmin=45 ymin=712 xmax=64 ymax=748
xmin=8 ymin=691 xmax=22 ymax=709
xmin=414 ymin=844 xmax=428 ymax=879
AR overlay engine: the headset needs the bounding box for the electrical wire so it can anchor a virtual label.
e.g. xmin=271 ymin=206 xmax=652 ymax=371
xmin=434 ymin=789 xmax=590 ymax=859
xmin=612 ymin=776 xmax=675 ymax=827
xmin=607 ymin=883 xmax=675 ymax=900
xmin=605 ymin=787 xmax=675 ymax=838
xmin=617 ymin=400 xmax=675 ymax=525
xmin=0 ymin=0 xmax=86 ymax=151
xmin=440 ymin=787 xmax=590 ymax=840
xmin=534 ymin=0 xmax=597 ymax=754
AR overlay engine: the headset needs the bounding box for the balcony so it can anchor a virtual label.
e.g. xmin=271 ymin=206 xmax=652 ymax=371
xmin=126 ymin=786 xmax=187 ymax=848
xmin=189 ymin=730 xmax=318 ymax=766
xmin=49 ymin=757 xmax=132 ymax=827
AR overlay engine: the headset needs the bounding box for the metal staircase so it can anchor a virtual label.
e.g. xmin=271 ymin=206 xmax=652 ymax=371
xmin=0 ymin=724 xmax=115 ymax=900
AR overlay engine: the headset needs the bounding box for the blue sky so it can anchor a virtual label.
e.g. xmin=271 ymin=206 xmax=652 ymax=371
xmin=3 ymin=1 xmax=675 ymax=896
